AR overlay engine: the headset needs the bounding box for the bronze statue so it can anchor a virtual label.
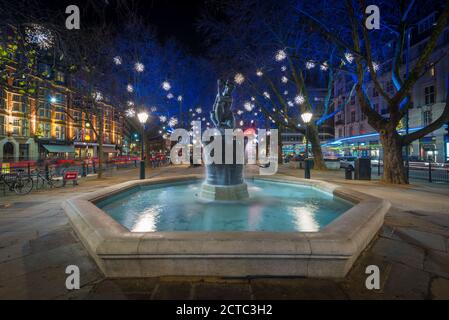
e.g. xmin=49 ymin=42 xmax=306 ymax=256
xmin=210 ymin=79 xmax=235 ymax=129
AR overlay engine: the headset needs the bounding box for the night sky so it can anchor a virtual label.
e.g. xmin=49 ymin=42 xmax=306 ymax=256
xmin=35 ymin=0 xmax=210 ymax=55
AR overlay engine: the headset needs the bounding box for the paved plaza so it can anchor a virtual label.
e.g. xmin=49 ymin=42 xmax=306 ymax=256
xmin=0 ymin=165 xmax=448 ymax=299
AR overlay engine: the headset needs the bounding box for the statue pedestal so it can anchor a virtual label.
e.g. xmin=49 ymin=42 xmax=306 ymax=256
xmin=200 ymin=182 xmax=249 ymax=201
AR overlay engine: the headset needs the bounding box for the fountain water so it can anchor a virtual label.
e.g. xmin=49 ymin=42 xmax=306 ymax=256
xmin=199 ymin=79 xmax=249 ymax=201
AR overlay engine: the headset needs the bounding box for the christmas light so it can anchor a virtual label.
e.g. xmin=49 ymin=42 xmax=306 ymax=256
xmin=281 ymin=76 xmax=288 ymax=83
xmin=306 ymin=61 xmax=316 ymax=69
xmin=320 ymin=62 xmax=329 ymax=71
xmin=195 ymin=107 xmax=202 ymax=114
xmin=150 ymin=106 xmax=157 ymax=112
xmin=113 ymin=56 xmax=122 ymax=65
xmin=244 ymin=102 xmax=254 ymax=111
xmin=345 ymin=52 xmax=354 ymax=64
xmin=168 ymin=117 xmax=178 ymax=127
xmin=93 ymin=91 xmax=103 ymax=102
xmin=162 ymin=81 xmax=171 ymax=91
xmin=237 ymin=110 xmax=244 ymax=115
xmin=295 ymin=94 xmax=305 ymax=105
xmin=134 ymin=62 xmax=144 ymax=72
xmin=263 ymin=92 xmax=270 ymax=99
xmin=177 ymin=95 xmax=183 ymax=102
xmin=25 ymin=24 xmax=54 ymax=50
xmin=127 ymin=101 xmax=134 ymax=107
xmin=256 ymin=69 xmax=263 ymax=77
xmin=275 ymin=50 xmax=287 ymax=61
xmin=167 ymin=93 xmax=174 ymax=99
xmin=281 ymin=66 xmax=287 ymax=72
xmin=126 ymin=108 xmax=136 ymax=117
xmin=234 ymin=73 xmax=245 ymax=85
xmin=159 ymin=115 xmax=167 ymax=123
xmin=127 ymin=84 xmax=134 ymax=93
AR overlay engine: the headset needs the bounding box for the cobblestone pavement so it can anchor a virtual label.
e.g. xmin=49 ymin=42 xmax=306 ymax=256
xmin=0 ymin=165 xmax=448 ymax=300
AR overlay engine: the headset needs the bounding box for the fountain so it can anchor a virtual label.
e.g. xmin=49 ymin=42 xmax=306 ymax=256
xmin=62 ymin=78 xmax=390 ymax=279
xmin=200 ymin=79 xmax=249 ymax=201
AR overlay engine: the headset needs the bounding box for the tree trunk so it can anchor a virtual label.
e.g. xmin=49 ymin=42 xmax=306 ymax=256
xmin=379 ymin=130 xmax=408 ymax=184
xmin=308 ymin=124 xmax=326 ymax=170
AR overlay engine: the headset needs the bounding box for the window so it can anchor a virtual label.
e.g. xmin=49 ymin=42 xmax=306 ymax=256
xmin=424 ymin=85 xmax=435 ymax=105
xmin=418 ymin=13 xmax=435 ymax=34
xmin=12 ymin=119 xmax=21 ymax=135
xmin=338 ymin=128 xmax=343 ymax=138
xmin=55 ymin=106 xmax=65 ymax=120
xmin=0 ymin=116 xmax=4 ymax=135
xmin=55 ymin=125 xmax=66 ymax=140
xmin=54 ymin=71 xmax=65 ymax=83
xmin=0 ymin=90 xmax=5 ymax=109
xmin=38 ymin=123 xmax=51 ymax=138
xmin=38 ymin=102 xmax=51 ymax=118
xmin=73 ymin=111 xmax=82 ymax=123
xmin=22 ymin=120 xmax=28 ymax=136
xmin=423 ymin=110 xmax=432 ymax=126
xmin=350 ymin=111 xmax=356 ymax=123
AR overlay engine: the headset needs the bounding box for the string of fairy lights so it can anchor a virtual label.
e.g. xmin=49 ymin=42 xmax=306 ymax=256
xmin=20 ymin=24 xmax=381 ymax=142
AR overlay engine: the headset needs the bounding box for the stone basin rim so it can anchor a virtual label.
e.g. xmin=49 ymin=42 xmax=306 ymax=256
xmin=62 ymin=174 xmax=390 ymax=278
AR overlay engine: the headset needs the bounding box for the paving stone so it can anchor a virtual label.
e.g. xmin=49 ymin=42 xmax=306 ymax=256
xmin=424 ymin=250 xmax=449 ymax=278
xmin=430 ymin=278 xmax=449 ymax=300
xmin=152 ymin=281 xmax=193 ymax=300
xmin=193 ymin=282 xmax=252 ymax=300
xmin=341 ymin=250 xmax=392 ymax=299
xmin=382 ymin=263 xmax=431 ymax=299
xmin=396 ymin=228 xmax=447 ymax=252
xmin=250 ymin=278 xmax=347 ymax=300
xmin=372 ymin=237 xmax=425 ymax=270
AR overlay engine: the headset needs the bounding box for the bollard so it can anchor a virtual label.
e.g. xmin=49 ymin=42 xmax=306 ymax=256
xmin=304 ymin=158 xmax=311 ymax=179
xmin=45 ymin=163 xmax=49 ymax=180
xmin=428 ymin=161 xmax=432 ymax=183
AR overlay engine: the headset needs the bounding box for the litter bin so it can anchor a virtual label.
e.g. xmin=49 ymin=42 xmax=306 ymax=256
xmin=345 ymin=166 xmax=353 ymax=180
xmin=355 ymin=158 xmax=371 ymax=180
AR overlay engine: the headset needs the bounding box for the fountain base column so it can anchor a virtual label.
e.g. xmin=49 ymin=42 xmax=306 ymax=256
xmin=200 ymin=182 xmax=249 ymax=201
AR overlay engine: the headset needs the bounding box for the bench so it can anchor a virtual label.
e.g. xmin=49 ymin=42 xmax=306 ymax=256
xmin=63 ymin=171 xmax=79 ymax=187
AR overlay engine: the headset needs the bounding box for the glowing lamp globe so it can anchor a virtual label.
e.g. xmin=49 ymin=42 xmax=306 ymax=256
xmin=301 ymin=112 xmax=313 ymax=124
xmin=137 ymin=111 xmax=149 ymax=124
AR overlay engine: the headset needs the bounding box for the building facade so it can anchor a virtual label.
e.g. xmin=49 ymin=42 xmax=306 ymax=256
xmin=0 ymin=75 xmax=126 ymax=162
xmin=331 ymin=14 xmax=449 ymax=163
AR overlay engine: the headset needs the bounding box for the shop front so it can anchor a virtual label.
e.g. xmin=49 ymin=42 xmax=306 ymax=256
xmin=37 ymin=139 xmax=75 ymax=160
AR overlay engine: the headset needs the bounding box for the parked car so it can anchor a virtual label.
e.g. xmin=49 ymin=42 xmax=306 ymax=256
xmin=339 ymin=156 xmax=357 ymax=170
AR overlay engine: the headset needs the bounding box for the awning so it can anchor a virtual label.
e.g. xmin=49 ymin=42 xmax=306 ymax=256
xmin=102 ymin=146 xmax=118 ymax=153
xmin=43 ymin=145 xmax=75 ymax=153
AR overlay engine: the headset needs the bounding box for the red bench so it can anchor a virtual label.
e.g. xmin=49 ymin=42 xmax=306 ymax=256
xmin=63 ymin=171 xmax=79 ymax=187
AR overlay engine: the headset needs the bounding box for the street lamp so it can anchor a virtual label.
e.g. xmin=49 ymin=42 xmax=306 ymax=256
xmin=137 ymin=111 xmax=149 ymax=179
xmin=301 ymin=111 xmax=313 ymax=179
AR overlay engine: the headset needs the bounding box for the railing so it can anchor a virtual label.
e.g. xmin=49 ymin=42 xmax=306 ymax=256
xmin=371 ymin=161 xmax=449 ymax=183
xmin=0 ymin=156 xmax=144 ymax=195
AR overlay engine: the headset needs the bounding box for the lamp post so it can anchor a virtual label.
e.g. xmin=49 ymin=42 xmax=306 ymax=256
xmin=301 ymin=111 xmax=313 ymax=179
xmin=137 ymin=111 xmax=149 ymax=179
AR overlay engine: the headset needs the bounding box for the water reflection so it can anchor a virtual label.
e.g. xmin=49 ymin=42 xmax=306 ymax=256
xmin=290 ymin=204 xmax=319 ymax=232
xmin=131 ymin=206 xmax=161 ymax=232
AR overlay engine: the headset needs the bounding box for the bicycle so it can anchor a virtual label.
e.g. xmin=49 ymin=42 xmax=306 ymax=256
xmin=0 ymin=172 xmax=34 ymax=195
xmin=32 ymin=168 xmax=64 ymax=189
